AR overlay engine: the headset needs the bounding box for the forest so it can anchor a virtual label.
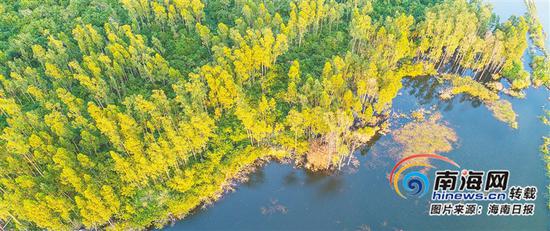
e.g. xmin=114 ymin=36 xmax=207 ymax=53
xmin=0 ymin=0 xmax=548 ymax=229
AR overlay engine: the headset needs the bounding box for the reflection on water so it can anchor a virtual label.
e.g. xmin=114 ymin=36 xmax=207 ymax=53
xmin=403 ymin=76 xmax=441 ymax=105
xmin=283 ymin=171 xmax=298 ymax=186
xmin=242 ymin=167 xmax=266 ymax=188
xmin=303 ymin=169 xmax=327 ymax=185
xmin=317 ymin=176 xmax=344 ymax=197
xmin=402 ymin=77 xmax=484 ymax=111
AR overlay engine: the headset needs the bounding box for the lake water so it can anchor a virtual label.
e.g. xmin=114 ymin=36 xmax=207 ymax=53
xmin=166 ymin=1 xmax=550 ymax=230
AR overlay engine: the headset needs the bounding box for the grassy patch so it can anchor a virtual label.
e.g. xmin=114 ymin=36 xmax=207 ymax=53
xmin=486 ymin=100 xmax=518 ymax=129
xmin=439 ymin=74 xmax=518 ymax=128
xmin=392 ymin=113 xmax=457 ymax=162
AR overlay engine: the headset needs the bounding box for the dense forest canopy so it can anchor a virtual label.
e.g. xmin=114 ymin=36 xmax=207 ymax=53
xmin=0 ymin=0 xmax=547 ymax=229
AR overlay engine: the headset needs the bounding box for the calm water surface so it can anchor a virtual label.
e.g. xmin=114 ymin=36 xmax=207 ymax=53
xmin=167 ymin=1 xmax=550 ymax=230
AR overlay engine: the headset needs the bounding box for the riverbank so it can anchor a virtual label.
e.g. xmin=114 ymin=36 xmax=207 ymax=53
xmin=166 ymin=78 xmax=549 ymax=231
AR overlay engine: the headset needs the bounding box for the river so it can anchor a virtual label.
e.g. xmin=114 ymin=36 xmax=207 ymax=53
xmin=166 ymin=1 xmax=550 ymax=230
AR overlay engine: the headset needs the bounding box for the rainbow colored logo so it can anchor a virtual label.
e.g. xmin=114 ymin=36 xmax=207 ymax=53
xmin=389 ymin=154 xmax=460 ymax=199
